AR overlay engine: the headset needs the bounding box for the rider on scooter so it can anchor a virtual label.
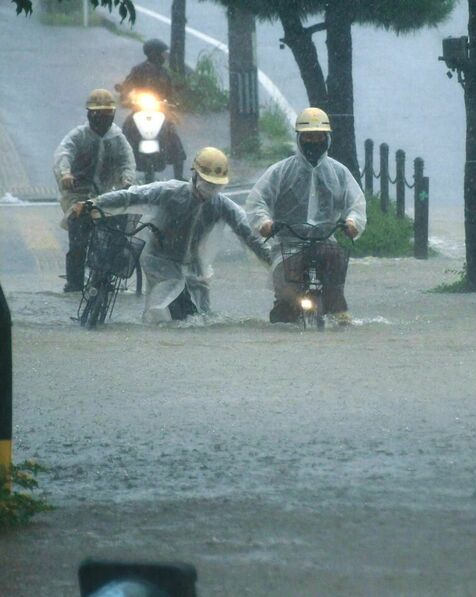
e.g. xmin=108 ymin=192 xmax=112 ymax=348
xmin=246 ymin=107 xmax=367 ymax=325
xmin=118 ymin=38 xmax=187 ymax=180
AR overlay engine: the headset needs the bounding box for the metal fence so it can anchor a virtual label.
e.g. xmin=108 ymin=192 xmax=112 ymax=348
xmin=361 ymin=139 xmax=429 ymax=259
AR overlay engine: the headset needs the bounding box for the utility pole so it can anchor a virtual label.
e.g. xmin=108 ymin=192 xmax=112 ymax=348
xmin=439 ymin=3 xmax=476 ymax=288
xmin=227 ymin=6 xmax=260 ymax=156
xmin=170 ymin=0 xmax=186 ymax=77
xmin=465 ymin=1 xmax=476 ymax=288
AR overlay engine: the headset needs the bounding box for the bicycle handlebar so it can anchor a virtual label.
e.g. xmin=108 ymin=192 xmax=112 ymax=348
xmin=265 ymin=220 xmax=349 ymax=243
xmin=83 ymin=200 xmax=162 ymax=240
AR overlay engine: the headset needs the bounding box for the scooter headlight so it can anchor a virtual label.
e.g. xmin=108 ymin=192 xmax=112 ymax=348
xmin=136 ymin=92 xmax=160 ymax=112
xmin=300 ymin=297 xmax=314 ymax=311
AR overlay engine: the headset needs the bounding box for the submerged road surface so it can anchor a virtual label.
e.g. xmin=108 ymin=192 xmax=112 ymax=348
xmin=1 ymin=204 xmax=476 ymax=596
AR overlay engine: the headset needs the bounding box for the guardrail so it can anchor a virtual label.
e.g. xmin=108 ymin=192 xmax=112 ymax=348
xmin=361 ymin=139 xmax=429 ymax=259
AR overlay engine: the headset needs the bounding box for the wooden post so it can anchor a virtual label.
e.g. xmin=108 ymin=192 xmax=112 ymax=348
xmin=396 ymin=149 xmax=406 ymax=219
xmin=228 ymin=7 xmax=260 ymax=156
xmin=170 ymin=0 xmax=186 ymax=77
xmin=414 ymin=158 xmax=429 ymax=259
xmin=380 ymin=143 xmax=389 ymax=213
xmin=0 ymin=283 xmax=12 ymax=483
xmin=364 ymin=138 xmax=374 ymax=196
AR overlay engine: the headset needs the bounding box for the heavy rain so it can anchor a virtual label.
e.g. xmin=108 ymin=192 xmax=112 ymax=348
xmin=1 ymin=0 xmax=476 ymax=595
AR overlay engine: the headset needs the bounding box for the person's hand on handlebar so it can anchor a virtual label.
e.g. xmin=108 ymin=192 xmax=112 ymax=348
xmin=259 ymin=220 xmax=274 ymax=238
xmin=61 ymin=173 xmax=75 ymax=191
xmin=345 ymin=219 xmax=358 ymax=239
xmin=71 ymin=201 xmax=98 ymax=218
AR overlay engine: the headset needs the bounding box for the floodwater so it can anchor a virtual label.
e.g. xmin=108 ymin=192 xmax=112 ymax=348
xmin=2 ymin=204 xmax=476 ymax=596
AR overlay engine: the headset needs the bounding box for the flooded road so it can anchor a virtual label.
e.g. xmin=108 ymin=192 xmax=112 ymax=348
xmin=2 ymin=203 xmax=476 ymax=596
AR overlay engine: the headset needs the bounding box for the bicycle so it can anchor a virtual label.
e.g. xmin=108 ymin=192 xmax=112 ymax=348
xmin=76 ymin=202 xmax=160 ymax=329
xmin=266 ymin=220 xmax=351 ymax=330
xmin=62 ymin=184 xmax=145 ymax=297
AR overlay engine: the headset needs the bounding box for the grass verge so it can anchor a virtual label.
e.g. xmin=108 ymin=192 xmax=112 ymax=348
xmin=337 ymin=195 xmax=414 ymax=258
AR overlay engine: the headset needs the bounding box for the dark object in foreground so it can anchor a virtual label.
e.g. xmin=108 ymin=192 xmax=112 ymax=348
xmin=78 ymin=559 xmax=197 ymax=597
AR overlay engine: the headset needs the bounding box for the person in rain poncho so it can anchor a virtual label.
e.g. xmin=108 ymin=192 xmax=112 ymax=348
xmin=80 ymin=147 xmax=271 ymax=322
xmin=53 ymin=89 xmax=136 ymax=292
xmin=246 ymin=107 xmax=366 ymax=325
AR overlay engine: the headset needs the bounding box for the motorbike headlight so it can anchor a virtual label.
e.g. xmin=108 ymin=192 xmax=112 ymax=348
xmin=136 ymin=92 xmax=160 ymax=111
xmin=300 ymin=297 xmax=314 ymax=311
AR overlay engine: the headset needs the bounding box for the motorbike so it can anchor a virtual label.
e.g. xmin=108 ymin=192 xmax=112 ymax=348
xmin=117 ymin=87 xmax=171 ymax=184
xmin=266 ymin=221 xmax=351 ymax=330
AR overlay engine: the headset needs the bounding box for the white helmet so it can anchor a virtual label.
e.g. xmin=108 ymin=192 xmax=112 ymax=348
xmin=295 ymin=107 xmax=331 ymax=133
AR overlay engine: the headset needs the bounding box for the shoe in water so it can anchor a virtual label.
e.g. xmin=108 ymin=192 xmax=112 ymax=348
xmin=63 ymin=283 xmax=83 ymax=293
xmin=333 ymin=311 xmax=352 ymax=326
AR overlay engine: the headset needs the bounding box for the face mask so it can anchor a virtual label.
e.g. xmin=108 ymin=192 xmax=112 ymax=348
xmin=301 ymin=139 xmax=328 ymax=166
xmin=88 ymin=110 xmax=115 ymax=137
xmin=149 ymin=52 xmax=165 ymax=66
xmin=195 ymin=177 xmax=224 ymax=201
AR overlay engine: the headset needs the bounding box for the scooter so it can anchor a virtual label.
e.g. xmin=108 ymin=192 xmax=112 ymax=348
xmin=118 ymin=88 xmax=169 ymax=184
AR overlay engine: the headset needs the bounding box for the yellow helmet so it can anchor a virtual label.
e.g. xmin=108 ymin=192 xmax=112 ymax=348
xmin=295 ymin=107 xmax=331 ymax=132
xmin=86 ymin=89 xmax=116 ymax=110
xmin=192 ymin=147 xmax=229 ymax=184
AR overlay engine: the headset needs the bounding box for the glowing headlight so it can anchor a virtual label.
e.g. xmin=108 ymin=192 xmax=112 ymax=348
xmin=300 ymin=298 xmax=314 ymax=311
xmin=136 ymin=92 xmax=160 ymax=111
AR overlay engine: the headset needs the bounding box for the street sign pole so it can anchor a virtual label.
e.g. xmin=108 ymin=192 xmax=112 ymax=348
xmin=0 ymin=283 xmax=12 ymax=479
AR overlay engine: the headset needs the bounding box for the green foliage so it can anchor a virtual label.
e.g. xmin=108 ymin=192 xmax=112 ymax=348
xmin=429 ymin=263 xmax=474 ymax=293
xmin=12 ymin=0 xmax=136 ymax=23
xmin=260 ymin=102 xmax=293 ymax=143
xmin=174 ymin=53 xmax=229 ymax=114
xmin=0 ymin=461 xmax=54 ymax=530
xmin=337 ymin=195 xmax=414 ymax=257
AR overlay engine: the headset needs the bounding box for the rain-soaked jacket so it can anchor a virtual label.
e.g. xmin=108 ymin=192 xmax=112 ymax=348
xmin=246 ymin=137 xmax=366 ymax=265
xmin=96 ymin=180 xmax=271 ymax=321
xmin=53 ymin=123 xmax=136 ymax=213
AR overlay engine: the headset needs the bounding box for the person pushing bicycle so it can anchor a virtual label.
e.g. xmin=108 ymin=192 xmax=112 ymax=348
xmin=74 ymin=147 xmax=271 ymax=322
xmin=246 ymin=107 xmax=366 ymax=325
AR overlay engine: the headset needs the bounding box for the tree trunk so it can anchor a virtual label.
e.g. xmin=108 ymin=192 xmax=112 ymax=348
xmin=464 ymin=0 xmax=476 ymax=288
xmin=170 ymin=0 xmax=186 ymax=77
xmin=325 ymin=2 xmax=361 ymax=183
xmin=277 ymin=9 xmax=328 ymax=110
xmin=228 ymin=6 xmax=260 ymax=156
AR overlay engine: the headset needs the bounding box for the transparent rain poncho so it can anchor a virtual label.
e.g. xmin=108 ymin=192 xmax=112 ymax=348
xmin=96 ymin=180 xmax=271 ymax=322
xmin=245 ymin=137 xmax=367 ymax=267
xmin=53 ymin=122 xmax=136 ymax=208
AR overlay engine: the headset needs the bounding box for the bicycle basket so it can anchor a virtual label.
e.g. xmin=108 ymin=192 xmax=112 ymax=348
xmin=280 ymin=244 xmax=308 ymax=284
xmin=87 ymin=216 xmax=146 ymax=279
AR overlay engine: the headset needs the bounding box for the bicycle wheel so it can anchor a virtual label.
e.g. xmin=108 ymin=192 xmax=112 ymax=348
xmin=80 ymin=283 xmax=107 ymax=329
xmin=301 ymin=293 xmax=325 ymax=331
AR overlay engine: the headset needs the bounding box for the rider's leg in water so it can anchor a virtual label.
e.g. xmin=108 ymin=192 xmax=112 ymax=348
xmin=315 ymin=242 xmax=350 ymax=322
xmin=64 ymin=212 xmax=91 ymax=292
xmin=270 ymin=260 xmax=300 ymax=323
xmin=168 ymin=286 xmax=198 ymax=320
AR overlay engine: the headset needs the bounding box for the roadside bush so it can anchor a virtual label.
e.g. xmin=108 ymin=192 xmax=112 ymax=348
xmin=337 ymin=195 xmax=414 ymax=257
xmin=174 ymin=52 xmax=229 ymax=113
xmin=0 ymin=461 xmax=54 ymax=530
xmin=429 ymin=263 xmax=474 ymax=293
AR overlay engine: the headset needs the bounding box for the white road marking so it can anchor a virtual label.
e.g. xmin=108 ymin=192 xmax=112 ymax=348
xmin=135 ymin=4 xmax=297 ymax=126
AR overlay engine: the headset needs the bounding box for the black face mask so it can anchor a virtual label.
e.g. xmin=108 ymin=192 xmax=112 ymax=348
xmin=148 ymin=52 xmax=165 ymax=66
xmin=87 ymin=111 xmax=115 ymax=137
xmin=301 ymin=140 xmax=328 ymax=166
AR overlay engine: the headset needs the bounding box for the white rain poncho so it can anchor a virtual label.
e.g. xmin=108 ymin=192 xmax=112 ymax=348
xmin=246 ymin=136 xmax=366 ymax=267
xmin=96 ymin=180 xmax=271 ymax=322
xmin=53 ymin=123 xmax=136 ymax=214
